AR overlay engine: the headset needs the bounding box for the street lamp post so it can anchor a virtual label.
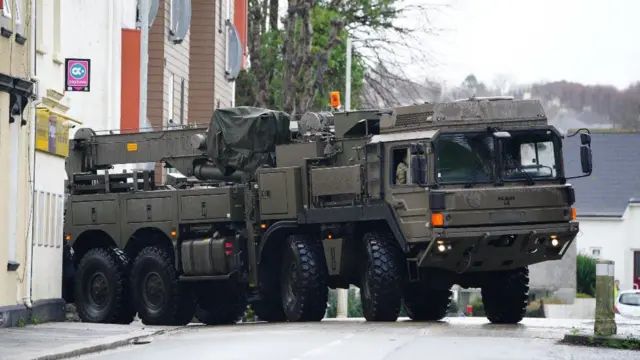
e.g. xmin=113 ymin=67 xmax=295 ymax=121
xmin=335 ymin=36 xmax=353 ymax=319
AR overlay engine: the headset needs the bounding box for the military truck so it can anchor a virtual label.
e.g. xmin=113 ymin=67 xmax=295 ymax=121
xmin=63 ymin=98 xmax=593 ymax=326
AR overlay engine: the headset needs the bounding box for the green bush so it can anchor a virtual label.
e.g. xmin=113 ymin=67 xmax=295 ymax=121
xmin=347 ymin=288 xmax=363 ymax=317
xmin=576 ymin=292 xmax=594 ymax=299
xmin=470 ymin=297 xmax=485 ymax=316
xmin=577 ymin=254 xmax=597 ymax=297
xmin=448 ymin=298 xmax=459 ymax=314
xmin=525 ymin=300 xmax=546 ymax=318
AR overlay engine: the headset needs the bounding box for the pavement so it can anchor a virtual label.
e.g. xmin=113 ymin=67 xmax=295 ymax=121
xmin=0 ymin=321 xmax=178 ymax=360
xmin=3 ymin=317 xmax=636 ymax=360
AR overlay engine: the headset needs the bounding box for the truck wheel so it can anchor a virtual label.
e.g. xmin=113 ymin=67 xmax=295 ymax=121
xmin=252 ymin=262 xmax=287 ymax=322
xmin=194 ymin=283 xmax=248 ymax=325
xmin=360 ymin=231 xmax=404 ymax=322
xmin=403 ymin=283 xmax=452 ymax=321
xmin=130 ymin=246 xmax=196 ymax=326
xmin=74 ymin=247 xmax=135 ymax=324
xmin=481 ymin=266 xmax=529 ymax=324
xmin=279 ymin=234 xmax=328 ymax=322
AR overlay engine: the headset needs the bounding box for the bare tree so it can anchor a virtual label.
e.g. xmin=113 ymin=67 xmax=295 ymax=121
xmin=342 ymin=0 xmax=451 ymax=108
xmin=244 ymin=0 xmax=450 ymax=113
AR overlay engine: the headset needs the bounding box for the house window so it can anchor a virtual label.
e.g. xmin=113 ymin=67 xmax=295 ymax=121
xmin=169 ymin=0 xmax=176 ymax=34
xmin=53 ymin=0 xmax=63 ymax=63
xmin=36 ymin=0 xmax=45 ymax=53
xmin=0 ymin=0 xmax=12 ymax=38
xmin=179 ymin=78 xmax=185 ymax=125
xmin=167 ymin=72 xmax=174 ymax=127
xmin=589 ymin=247 xmax=602 ymax=259
xmin=1 ymin=0 xmax=12 ymax=19
xmin=14 ymin=0 xmax=20 ymax=25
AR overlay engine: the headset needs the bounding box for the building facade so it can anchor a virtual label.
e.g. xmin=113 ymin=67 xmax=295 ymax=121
xmin=0 ymin=0 xmax=39 ymax=327
xmin=563 ymin=131 xmax=640 ymax=292
xmin=30 ymin=0 xmax=83 ymax=319
xmin=152 ymin=0 xmax=248 ymax=182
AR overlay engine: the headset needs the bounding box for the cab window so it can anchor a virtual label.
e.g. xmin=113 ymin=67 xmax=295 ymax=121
xmin=392 ymin=147 xmax=410 ymax=185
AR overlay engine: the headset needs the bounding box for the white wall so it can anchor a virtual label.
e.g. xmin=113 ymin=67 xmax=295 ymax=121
xmin=30 ymin=0 xmax=66 ymax=302
xmin=32 ymin=153 xmax=65 ymax=301
xmin=576 ymin=203 xmax=640 ymax=292
xmin=63 ymin=0 xmax=137 ymax=133
xmin=63 ymin=0 xmax=139 ymax=174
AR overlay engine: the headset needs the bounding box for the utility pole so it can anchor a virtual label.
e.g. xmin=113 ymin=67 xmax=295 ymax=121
xmin=335 ymin=36 xmax=352 ymax=319
xmin=139 ymin=0 xmax=150 ymax=130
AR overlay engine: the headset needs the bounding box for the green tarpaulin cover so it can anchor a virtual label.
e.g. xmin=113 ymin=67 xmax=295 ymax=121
xmin=206 ymin=106 xmax=291 ymax=174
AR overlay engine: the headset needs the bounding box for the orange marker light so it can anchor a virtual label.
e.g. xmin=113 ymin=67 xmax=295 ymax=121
xmin=330 ymin=91 xmax=341 ymax=109
xmin=571 ymin=208 xmax=577 ymax=220
xmin=431 ymin=213 xmax=444 ymax=227
xmin=170 ymin=228 xmax=177 ymax=237
xmin=260 ymin=223 xmax=267 ymax=229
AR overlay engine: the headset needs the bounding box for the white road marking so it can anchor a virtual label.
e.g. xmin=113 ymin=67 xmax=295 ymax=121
xmin=290 ymin=333 xmax=355 ymax=360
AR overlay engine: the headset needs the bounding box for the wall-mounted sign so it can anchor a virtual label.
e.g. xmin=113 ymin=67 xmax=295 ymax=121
xmin=35 ymin=108 xmax=70 ymax=157
xmin=65 ymin=58 xmax=91 ymax=92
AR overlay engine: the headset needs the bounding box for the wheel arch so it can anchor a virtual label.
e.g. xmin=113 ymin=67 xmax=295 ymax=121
xmin=72 ymin=229 xmax=118 ymax=265
xmin=124 ymin=226 xmax=175 ymax=262
xmin=257 ymin=221 xmax=300 ymax=267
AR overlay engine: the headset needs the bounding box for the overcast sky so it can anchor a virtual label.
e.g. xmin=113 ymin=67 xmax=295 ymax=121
xmin=277 ymin=1 xmax=639 ymax=90
xmin=403 ymin=0 xmax=640 ymax=90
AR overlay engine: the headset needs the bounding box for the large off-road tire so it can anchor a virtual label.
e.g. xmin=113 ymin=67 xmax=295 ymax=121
xmin=403 ymin=283 xmax=452 ymax=321
xmin=252 ymin=261 xmax=287 ymax=322
xmin=74 ymin=247 xmax=135 ymax=324
xmin=481 ymin=266 xmax=530 ymax=324
xmin=194 ymin=283 xmax=248 ymax=325
xmin=360 ymin=231 xmax=404 ymax=322
xmin=130 ymin=246 xmax=196 ymax=326
xmin=280 ymin=234 xmax=329 ymax=322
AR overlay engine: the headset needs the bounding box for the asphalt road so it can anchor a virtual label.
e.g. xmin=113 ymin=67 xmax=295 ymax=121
xmin=74 ymin=318 xmax=640 ymax=360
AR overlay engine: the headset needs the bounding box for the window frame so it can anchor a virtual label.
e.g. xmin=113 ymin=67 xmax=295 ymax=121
xmin=433 ymin=131 xmax=497 ymax=186
xmin=433 ymin=128 xmax=564 ymax=186
xmin=167 ymin=72 xmax=175 ymax=127
xmin=389 ymin=145 xmax=415 ymax=188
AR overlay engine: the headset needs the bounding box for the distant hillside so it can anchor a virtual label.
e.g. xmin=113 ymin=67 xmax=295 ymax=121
xmin=361 ymin=73 xmax=640 ymax=131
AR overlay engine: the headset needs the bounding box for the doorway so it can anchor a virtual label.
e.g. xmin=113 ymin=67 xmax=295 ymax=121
xmin=634 ymin=251 xmax=640 ymax=290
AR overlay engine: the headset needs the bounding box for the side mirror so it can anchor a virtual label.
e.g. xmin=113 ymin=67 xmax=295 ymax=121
xmin=580 ymin=145 xmax=592 ymax=174
xmin=410 ymin=143 xmax=427 ymax=185
xmin=565 ymin=128 xmax=593 ymax=180
xmin=580 ymin=133 xmax=591 ymax=145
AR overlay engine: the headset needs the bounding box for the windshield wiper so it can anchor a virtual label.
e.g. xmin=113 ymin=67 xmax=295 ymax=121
xmin=505 ymin=154 xmax=535 ymax=186
xmin=464 ymin=164 xmax=489 ymax=188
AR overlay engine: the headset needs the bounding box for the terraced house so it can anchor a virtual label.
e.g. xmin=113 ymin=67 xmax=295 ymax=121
xmin=0 ymin=0 xmax=39 ymax=327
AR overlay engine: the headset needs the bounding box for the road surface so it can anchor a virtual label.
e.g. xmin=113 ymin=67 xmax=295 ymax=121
xmin=74 ymin=318 xmax=640 ymax=360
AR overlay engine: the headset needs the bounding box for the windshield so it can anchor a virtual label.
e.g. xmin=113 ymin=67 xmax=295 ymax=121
xmin=435 ymin=130 xmax=560 ymax=184
xmin=501 ymin=130 xmax=559 ymax=181
xmin=435 ymin=133 xmax=496 ymax=184
xmin=619 ymin=293 xmax=640 ymax=306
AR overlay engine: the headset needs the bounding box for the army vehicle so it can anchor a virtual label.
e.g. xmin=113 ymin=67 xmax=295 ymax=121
xmin=63 ymin=98 xmax=593 ymax=326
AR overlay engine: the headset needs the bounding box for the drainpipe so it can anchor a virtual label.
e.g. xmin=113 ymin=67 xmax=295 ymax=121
xmin=24 ymin=0 xmax=41 ymax=310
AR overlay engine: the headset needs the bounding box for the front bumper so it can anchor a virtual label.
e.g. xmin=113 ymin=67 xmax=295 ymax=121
xmin=417 ymin=221 xmax=579 ymax=272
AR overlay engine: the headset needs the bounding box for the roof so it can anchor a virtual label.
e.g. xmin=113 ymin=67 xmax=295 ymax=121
xmin=562 ymin=131 xmax=640 ymax=217
xmin=369 ymin=129 xmax=438 ymax=144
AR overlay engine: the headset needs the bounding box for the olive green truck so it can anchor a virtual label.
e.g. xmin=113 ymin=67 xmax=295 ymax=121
xmin=62 ymin=97 xmax=593 ymax=326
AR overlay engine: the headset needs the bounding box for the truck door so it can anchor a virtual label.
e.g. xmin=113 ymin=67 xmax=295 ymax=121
xmin=386 ymin=145 xmax=429 ymax=241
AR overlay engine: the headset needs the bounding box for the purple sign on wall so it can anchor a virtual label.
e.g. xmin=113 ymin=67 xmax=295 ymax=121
xmin=65 ymin=58 xmax=91 ymax=92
